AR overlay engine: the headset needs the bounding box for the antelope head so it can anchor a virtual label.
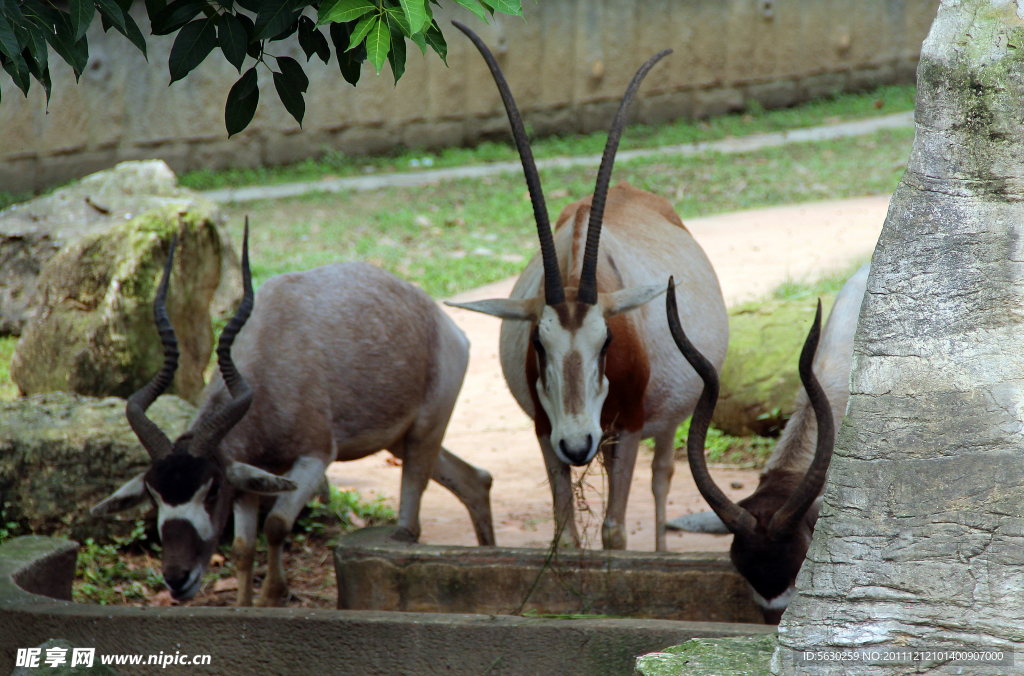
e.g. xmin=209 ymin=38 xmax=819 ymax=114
xmin=91 ymin=222 xmax=297 ymax=601
xmin=446 ymin=22 xmax=670 ymax=466
xmin=666 ymin=278 xmax=835 ymax=623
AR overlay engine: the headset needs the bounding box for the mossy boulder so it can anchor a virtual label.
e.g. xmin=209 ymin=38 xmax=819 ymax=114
xmin=10 ymin=200 xmax=232 ymax=404
xmin=635 ymin=635 xmax=778 ymax=676
xmin=0 ymin=160 xmax=241 ymax=338
xmin=713 ymin=294 xmax=837 ymax=437
xmin=0 ymin=392 xmax=194 ymax=545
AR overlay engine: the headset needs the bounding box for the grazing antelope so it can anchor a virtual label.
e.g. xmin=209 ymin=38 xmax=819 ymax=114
xmin=447 ymin=23 xmax=729 ymax=551
xmin=92 ymin=224 xmax=495 ymax=606
xmin=667 ymin=264 xmax=868 ymax=623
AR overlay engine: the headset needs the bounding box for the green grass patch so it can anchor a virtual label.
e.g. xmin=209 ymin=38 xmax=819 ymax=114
xmin=0 ymin=336 xmax=17 ymax=401
xmin=180 ymin=85 xmax=915 ymax=191
xmin=226 ymin=127 xmax=912 ymax=298
xmin=294 ymin=486 xmax=397 ymax=546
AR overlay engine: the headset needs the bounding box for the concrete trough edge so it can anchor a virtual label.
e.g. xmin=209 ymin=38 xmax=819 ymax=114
xmin=0 ymin=536 xmax=774 ymax=676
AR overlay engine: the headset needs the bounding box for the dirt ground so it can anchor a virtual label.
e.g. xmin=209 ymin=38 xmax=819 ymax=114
xmin=326 ymin=194 xmax=890 ymax=554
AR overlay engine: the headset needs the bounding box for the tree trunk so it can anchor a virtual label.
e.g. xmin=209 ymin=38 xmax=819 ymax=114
xmin=776 ymin=2 xmax=1024 ymax=674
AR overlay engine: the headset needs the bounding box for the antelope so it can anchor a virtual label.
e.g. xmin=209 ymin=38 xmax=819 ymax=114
xmin=666 ymin=263 xmax=869 ymax=623
xmin=92 ymin=223 xmax=495 ymax=607
xmin=447 ymin=23 xmax=729 ymax=551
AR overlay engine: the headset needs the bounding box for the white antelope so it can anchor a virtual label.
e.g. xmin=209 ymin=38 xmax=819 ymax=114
xmin=447 ymin=23 xmax=729 ymax=551
xmin=92 ymin=224 xmax=495 ymax=606
xmin=668 ymin=264 xmax=868 ymax=623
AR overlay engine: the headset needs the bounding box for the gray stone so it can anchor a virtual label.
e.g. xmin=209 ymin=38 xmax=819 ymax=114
xmin=0 ymin=160 xmax=242 ymax=337
xmin=635 ymin=635 xmax=778 ymax=676
xmin=0 ymin=393 xmax=194 ymax=544
xmin=778 ymin=2 xmax=1024 ymax=673
xmin=9 ymin=191 xmax=235 ymax=403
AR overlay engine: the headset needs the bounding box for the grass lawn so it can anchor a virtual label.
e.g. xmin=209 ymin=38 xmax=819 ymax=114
xmin=224 ymin=127 xmax=913 ymax=298
xmin=178 ymin=84 xmax=915 ymax=191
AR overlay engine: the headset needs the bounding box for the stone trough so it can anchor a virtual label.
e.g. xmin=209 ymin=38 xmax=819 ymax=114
xmin=0 ymin=535 xmax=773 ymax=676
xmin=334 ymin=527 xmax=764 ymax=623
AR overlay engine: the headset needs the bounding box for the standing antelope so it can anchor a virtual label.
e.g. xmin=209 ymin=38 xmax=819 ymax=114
xmin=447 ymin=23 xmax=728 ymax=551
xmin=667 ymin=264 xmax=868 ymax=623
xmin=92 ymin=224 xmax=495 ymax=607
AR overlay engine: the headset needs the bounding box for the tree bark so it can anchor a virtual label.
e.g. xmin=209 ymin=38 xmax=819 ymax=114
xmin=776 ymin=1 xmax=1024 ymax=674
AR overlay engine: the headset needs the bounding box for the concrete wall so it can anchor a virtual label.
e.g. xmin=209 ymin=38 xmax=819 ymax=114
xmin=0 ymin=537 xmax=775 ymax=676
xmin=0 ymin=0 xmax=939 ymax=193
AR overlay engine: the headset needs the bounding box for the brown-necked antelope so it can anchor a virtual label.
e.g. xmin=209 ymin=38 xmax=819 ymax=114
xmin=447 ymin=23 xmax=729 ymax=551
xmin=667 ymin=263 xmax=867 ymax=623
xmin=92 ymin=223 xmax=495 ymax=606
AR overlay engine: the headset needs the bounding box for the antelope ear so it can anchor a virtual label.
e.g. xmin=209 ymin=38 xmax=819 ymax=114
xmin=445 ymin=296 xmax=543 ymax=321
xmin=91 ymin=473 xmax=149 ymax=516
xmin=226 ymin=462 xmax=298 ymax=494
xmin=601 ymin=284 xmax=666 ymax=316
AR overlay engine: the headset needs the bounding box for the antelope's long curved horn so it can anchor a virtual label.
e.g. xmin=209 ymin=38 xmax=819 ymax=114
xmin=768 ymin=300 xmax=834 ymax=541
xmin=189 ymin=220 xmax=255 ymax=456
xmin=453 ymin=21 xmax=565 ymax=306
xmin=667 ymin=277 xmax=757 ymax=537
xmin=126 ymin=236 xmax=179 ymax=461
xmin=577 ymin=50 xmax=672 ymax=305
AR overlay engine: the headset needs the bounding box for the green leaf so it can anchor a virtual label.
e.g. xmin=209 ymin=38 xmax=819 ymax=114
xmin=94 ymin=0 xmax=127 ymax=33
xmin=215 ymin=0 xmax=233 ymax=9
xmin=168 ymin=17 xmax=217 ymax=84
xmin=254 ymin=0 xmax=295 ymax=40
xmin=144 ymin=0 xmax=167 ymax=19
xmin=273 ymin=68 xmax=304 ymax=125
xmin=23 ymin=45 xmax=50 ymax=104
xmin=150 ymin=0 xmax=204 ymax=36
xmin=0 ymin=0 xmax=27 ymax=26
xmin=364 ymin=13 xmax=388 ymax=73
xmin=68 ymin=0 xmax=95 ymax=42
xmin=219 ymin=12 xmax=247 ymax=71
xmin=346 ymin=12 xmax=375 ymax=50
xmin=449 ymin=0 xmax=487 ymax=23
xmin=0 ymin=12 xmax=21 ymax=62
xmin=317 ymin=0 xmax=374 ymax=25
xmin=24 ymin=23 xmax=46 ymax=72
xmin=268 ymin=11 xmax=299 ymax=41
xmin=423 ymin=18 xmax=445 ymax=64
xmin=397 ymin=0 xmax=424 ymax=34
xmin=486 ymin=0 xmax=520 ymax=15
xmin=225 ymin=66 xmax=259 ymax=136
xmin=2 ymin=50 xmax=30 ymax=95
xmin=408 ymin=27 xmax=425 ymax=54
xmin=329 ymin=21 xmax=363 ymax=85
xmin=312 ymin=23 xmax=330 ymax=62
xmin=235 ymin=0 xmax=258 ymax=11
xmin=95 ymin=0 xmax=147 ymax=56
xmin=385 ymin=13 xmax=404 ymax=82
xmin=275 ymin=54 xmax=307 ymax=91
xmin=385 ymin=6 xmax=409 ymax=37
xmin=48 ymin=10 xmax=89 ymax=79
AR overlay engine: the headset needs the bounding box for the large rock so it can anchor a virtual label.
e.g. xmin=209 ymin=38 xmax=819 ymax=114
xmin=712 ymin=294 xmax=837 ymax=437
xmin=635 ymin=635 xmax=777 ymax=676
xmin=9 ymin=198 xmax=233 ymax=404
xmin=0 ymin=160 xmax=241 ymax=337
xmin=0 ymin=393 xmax=194 ymax=544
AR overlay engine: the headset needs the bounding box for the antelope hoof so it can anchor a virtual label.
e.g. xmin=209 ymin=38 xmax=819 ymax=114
xmin=254 ymin=585 xmax=288 ymax=607
xmin=602 ymin=521 xmax=627 ymax=550
xmin=390 ymin=526 xmax=419 ymax=543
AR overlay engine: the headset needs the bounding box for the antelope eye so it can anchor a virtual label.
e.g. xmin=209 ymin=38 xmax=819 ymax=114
xmin=205 ymin=482 xmax=220 ymax=503
xmin=600 ymin=329 xmax=613 ymax=355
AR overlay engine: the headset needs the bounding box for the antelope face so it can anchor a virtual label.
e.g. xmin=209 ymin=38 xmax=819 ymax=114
xmin=144 ymin=454 xmax=233 ymax=601
xmin=729 ymin=525 xmax=811 ymax=624
xmin=532 ymin=302 xmax=611 ymax=465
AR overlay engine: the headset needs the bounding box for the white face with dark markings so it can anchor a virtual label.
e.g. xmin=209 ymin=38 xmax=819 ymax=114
xmin=532 ymin=303 xmax=611 ymax=466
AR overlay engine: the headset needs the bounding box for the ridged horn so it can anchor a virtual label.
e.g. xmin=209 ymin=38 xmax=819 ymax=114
xmin=189 ymin=219 xmax=255 ymax=456
xmin=768 ymin=300 xmax=834 ymax=541
xmin=666 ymin=277 xmax=757 ymax=536
xmin=453 ymin=21 xmax=565 ymax=306
xmin=126 ymin=235 xmax=179 ymax=462
xmin=576 ymin=50 xmax=672 ymax=305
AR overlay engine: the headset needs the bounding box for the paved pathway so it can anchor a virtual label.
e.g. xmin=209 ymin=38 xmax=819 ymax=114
xmin=202 ymin=112 xmax=913 ymax=203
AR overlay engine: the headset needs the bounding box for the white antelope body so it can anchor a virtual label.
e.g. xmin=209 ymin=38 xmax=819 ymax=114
xmin=93 ymin=226 xmax=495 ymax=606
xmin=670 ymin=263 xmax=868 ymax=623
xmin=448 ymin=24 xmax=728 ymax=551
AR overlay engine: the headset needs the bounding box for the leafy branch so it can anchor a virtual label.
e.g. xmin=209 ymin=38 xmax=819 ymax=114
xmin=0 ymin=0 xmax=522 ymax=135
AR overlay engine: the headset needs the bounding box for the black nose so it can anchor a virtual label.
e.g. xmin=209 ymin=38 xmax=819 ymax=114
xmin=559 ymin=435 xmax=594 ymax=466
xmin=165 ymin=573 xmax=190 ymax=593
